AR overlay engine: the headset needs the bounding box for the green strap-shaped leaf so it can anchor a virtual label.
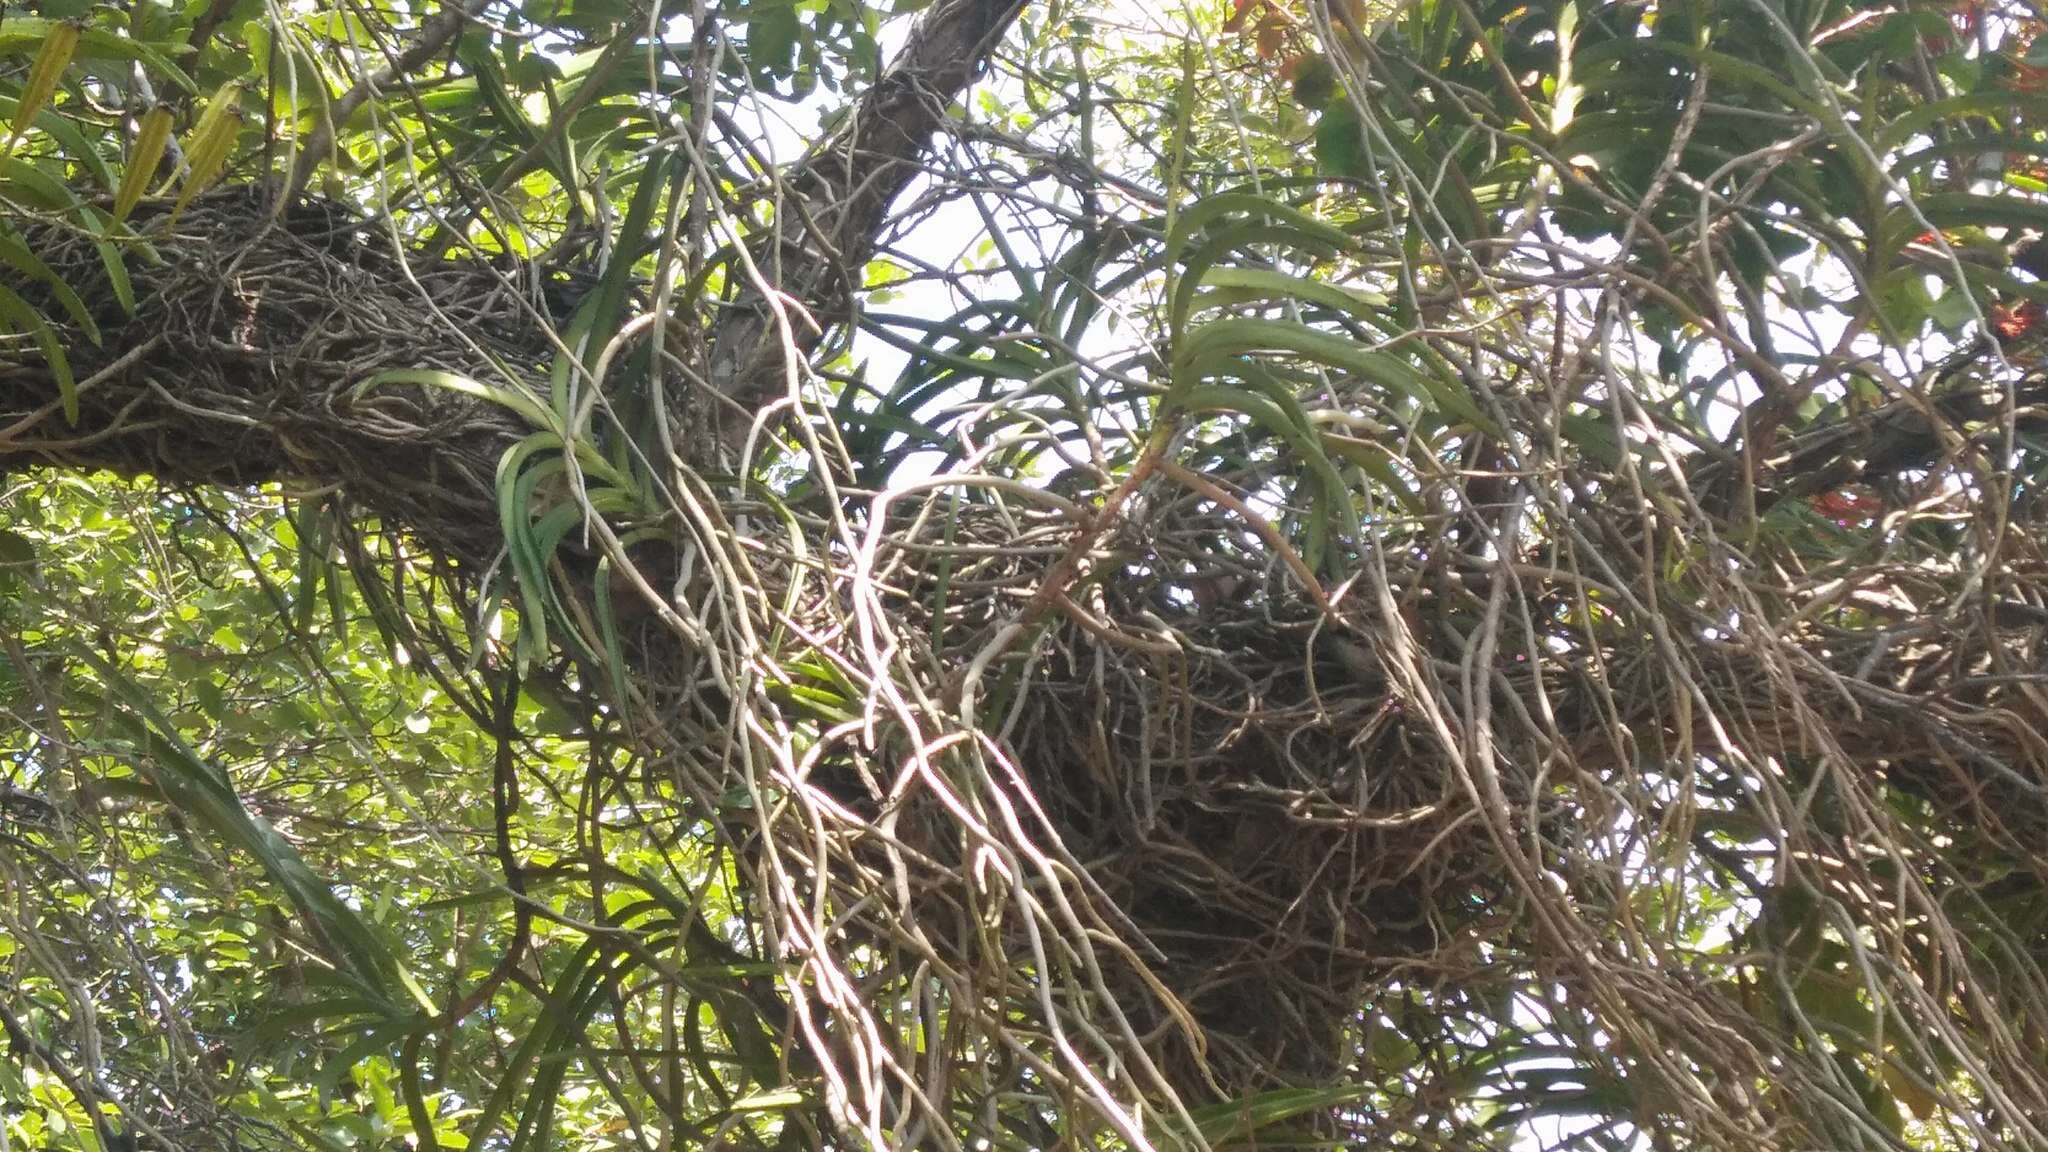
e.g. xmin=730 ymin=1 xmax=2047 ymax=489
xmin=77 ymin=649 xmax=406 ymax=1009
xmin=0 ymin=282 xmax=76 ymax=424
xmin=1176 ymin=315 xmax=1501 ymax=436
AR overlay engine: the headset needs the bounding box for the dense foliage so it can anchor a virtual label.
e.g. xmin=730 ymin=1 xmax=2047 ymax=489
xmin=6 ymin=0 xmax=2048 ymax=1148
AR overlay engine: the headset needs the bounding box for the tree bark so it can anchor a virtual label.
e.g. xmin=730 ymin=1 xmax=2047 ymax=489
xmin=0 ymin=191 xmax=528 ymax=568
xmin=703 ymin=0 xmax=1030 ymax=414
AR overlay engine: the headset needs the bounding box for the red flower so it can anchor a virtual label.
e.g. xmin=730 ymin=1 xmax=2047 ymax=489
xmin=1992 ymin=300 xmax=2045 ymax=342
xmin=1812 ymin=486 xmax=1882 ymax=525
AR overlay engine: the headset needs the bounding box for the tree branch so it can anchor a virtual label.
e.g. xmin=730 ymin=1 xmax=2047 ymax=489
xmin=285 ymin=0 xmax=491 ymax=200
xmin=704 ymin=0 xmax=1030 ymax=416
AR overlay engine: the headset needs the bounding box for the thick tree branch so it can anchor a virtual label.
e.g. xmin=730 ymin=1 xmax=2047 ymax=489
xmin=705 ymin=0 xmax=1030 ymax=414
xmin=0 ymin=193 xmax=529 ymax=569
